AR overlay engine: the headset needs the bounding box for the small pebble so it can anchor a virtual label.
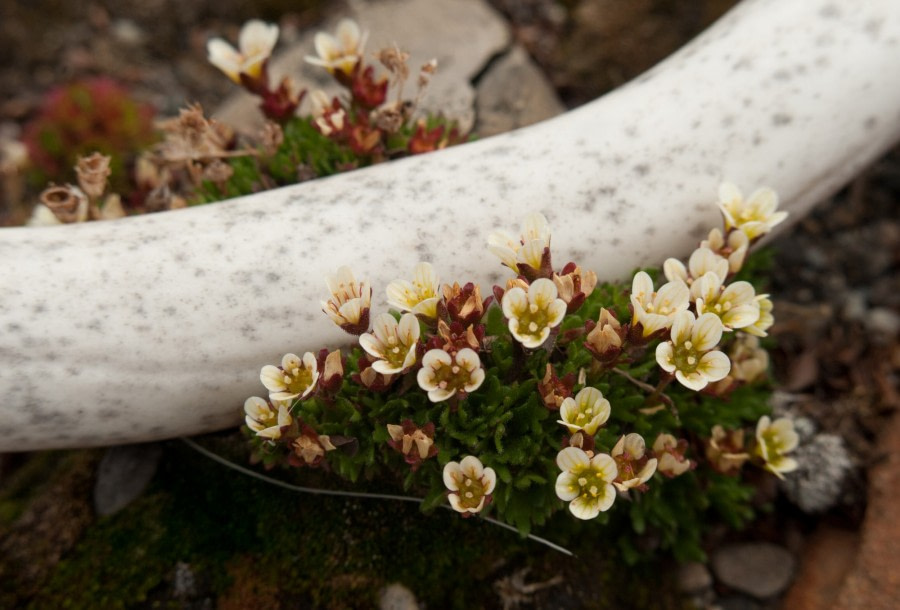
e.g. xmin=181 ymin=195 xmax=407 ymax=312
xmin=379 ymin=583 xmax=418 ymax=610
xmin=711 ymin=542 xmax=796 ymax=599
xmin=93 ymin=443 xmax=163 ymax=516
xmin=678 ymin=561 xmax=713 ymax=594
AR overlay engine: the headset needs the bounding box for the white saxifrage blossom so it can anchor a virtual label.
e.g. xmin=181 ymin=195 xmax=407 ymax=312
xmin=701 ymin=228 xmax=750 ymax=274
xmin=244 ymin=396 xmax=292 ymax=439
xmin=417 ymin=348 xmax=484 ymax=402
xmin=653 ymin=433 xmax=691 ymax=477
xmin=718 ymin=182 xmax=788 ymax=241
xmin=501 ymin=278 xmax=567 ymax=348
xmin=359 ymin=312 xmax=420 ymax=374
xmin=557 ymin=387 xmax=611 ymax=436
xmin=630 ymin=271 xmax=690 ymax=337
xmin=555 ymin=447 xmax=618 ymax=520
xmin=443 ymin=455 xmax=496 ymax=514
xmin=321 ymin=266 xmax=371 ymax=333
xmin=260 ymin=352 xmax=319 ymax=401
xmin=207 ymin=20 xmax=279 ymax=83
xmin=728 ymin=334 xmax=770 ymax=383
xmin=755 ymin=416 xmax=799 ymax=479
xmin=663 ymin=246 xmax=729 ymax=286
xmin=304 ymin=18 xmax=367 ymax=76
xmin=488 ymin=212 xmax=551 ymax=275
xmin=386 ymin=262 xmax=441 ymax=319
xmin=692 ymin=272 xmax=761 ymax=331
xmin=656 ymin=311 xmax=731 ymax=391
xmin=742 ymin=294 xmax=774 ymax=337
xmin=611 ymin=433 xmax=658 ymax=491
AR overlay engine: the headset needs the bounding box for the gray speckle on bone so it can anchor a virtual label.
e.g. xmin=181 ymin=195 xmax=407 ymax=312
xmin=214 ymin=0 xmax=511 ymax=134
xmin=2 ymin=0 xmax=900 ymax=450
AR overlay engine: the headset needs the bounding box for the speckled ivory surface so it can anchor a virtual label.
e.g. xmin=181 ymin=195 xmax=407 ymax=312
xmin=2 ymin=0 xmax=900 ymax=450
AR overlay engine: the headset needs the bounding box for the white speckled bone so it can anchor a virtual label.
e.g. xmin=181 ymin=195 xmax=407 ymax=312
xmin=2 ymin=0 xmax=900 ymax=450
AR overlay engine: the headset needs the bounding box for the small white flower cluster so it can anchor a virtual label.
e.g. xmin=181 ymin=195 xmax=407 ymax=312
xmin=319 ymin=262 xmax=486 ymax=404
xmin=242 ymin=182 xmax=797 ymax=524
xmin=649 ymin=181 xmax=787 ymax=391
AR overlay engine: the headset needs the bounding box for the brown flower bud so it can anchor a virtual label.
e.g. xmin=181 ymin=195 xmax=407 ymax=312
xmin=538 ymin=363 xmax=575 ymax=410
xmin=74 ymin=152 xmax=111 ymax=201
xmin=289 ymin=423 xmax=336 ymax=468
xmin=386 ymin=420 xmax=438 ymax=471
xmin=40 ymin=184 xmax=89 ymax=223
xmin=317 ymin=348 xmax=345 ymax=394
xmin=439 ymin=282 xmax=491 ymax=326
xmin=585 ymin=308 xmax=625 ymax=362
xmin=553 ymin=263 xmax=598 ymax=313
xmin=705 ymin=425 xmax=751 ymax=474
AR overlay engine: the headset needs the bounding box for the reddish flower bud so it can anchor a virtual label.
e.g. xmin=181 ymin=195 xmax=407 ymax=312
xmin=538 ymin=363 xmax=575 ymax=410
xmin=386 ymin=420 xmax=438 ymax=471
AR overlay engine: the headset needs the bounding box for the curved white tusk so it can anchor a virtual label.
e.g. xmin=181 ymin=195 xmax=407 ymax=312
xmin=2 ymin=0 xmax=899 ymax=450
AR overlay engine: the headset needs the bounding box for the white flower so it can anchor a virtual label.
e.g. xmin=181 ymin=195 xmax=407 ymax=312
xmin=501 ymin=278 xmax=567 ymax=348
xmin=386 ymin=262 xmax=440 ymax=319
xmin=741 ymin=294 xmax=774 ymax=337
xmin=304 ymin=18 xmax=367 ymax=76
xmin=244 ymin=396 xmax=292 ymax=439
xmin=443 ymin=456 xmax=496 ymax=514
xmin=729 ymin=334 xmax=770 ymax=383
xmin=207 ymin=20 xmax=279 ymax=83
xmin=663 ymin=247 xmax=729 ymax=285
xmin=321 ymin=266 xmax=372 ymax=334
xmin=652 ymin=433 xmax=691 ymax=477
xmin=557 ymin=387 xmax=611 ymax=435
xmin=488 ymin=212 xmax=551 ymax=275
xmin=693 ymin=273 xmax=760 ymax=331
xmin=718 ymin=182 xmax=788 ymax=241
xmin=701 ymin=228 xmax=749 ymax=274
xmin=555 ymin=447 xmax=618 ymax=520
xmin=26 ymin=204 xmax=63 ymax=227
xmin=754 ymin=416 xmax=799 ymax=479
xmin=308 ymin=89 xmax=345 ymax=136
xmin=260 ymin=352 xmax=319 ymax=401
xmin=359 ymin=313 xmax=420 ymax=374
xmin=656 ymin=311 xmax=731 ymax=391
xmin=417 ymin=348 xmax=485 ymax=402
xmin=630 ymin=271 xmax=690 ymax=337
xmin=611 ymin=433 xmax=658 ymax=491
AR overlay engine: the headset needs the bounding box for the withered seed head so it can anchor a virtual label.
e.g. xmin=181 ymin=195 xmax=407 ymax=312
xmin=377 ymin=45 xmax=410 ymax=81
xmin=74 ymin=152 xmax=111 ymax=201
xmin=40 ymin=184 xmax=89 ymax=223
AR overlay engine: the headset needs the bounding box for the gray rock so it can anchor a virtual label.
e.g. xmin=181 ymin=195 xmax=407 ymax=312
xmin=214 ymin=0 xmax=511 ymax=134
xmin=841 ymin=290 xmax=868 ymax=322
xmin=474 ymin=44 xmax=566 ymax=136
xmin=173 ymin=561 xmax=197 ymax=599
xmin=781 ymin=433 xmax=855 ymax=513
xmin=93 ymin=443 xmax=163 ymax=516
xmin=379 ymin=582 xmax=418 ymax=610
xmin=711 ymin=542 xmax=796 ymax=599
xmin=677 ymin=561 xmax=713 ymax=594
xmin=866 ymin=307 xmax=900 ymax=344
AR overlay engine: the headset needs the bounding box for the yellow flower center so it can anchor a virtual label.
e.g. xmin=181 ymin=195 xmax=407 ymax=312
xmin=286 ymin=366 xmax=314 ymax=395
xmin=456 ymin=476 xmax=485 ymax=509
xmin=430 ymin=358 xmax=472 ymax=393
xmin=673 ymin=343 xmax=701 ymax=375
xmin=516 ymin=301 xmax=552 ymax=341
